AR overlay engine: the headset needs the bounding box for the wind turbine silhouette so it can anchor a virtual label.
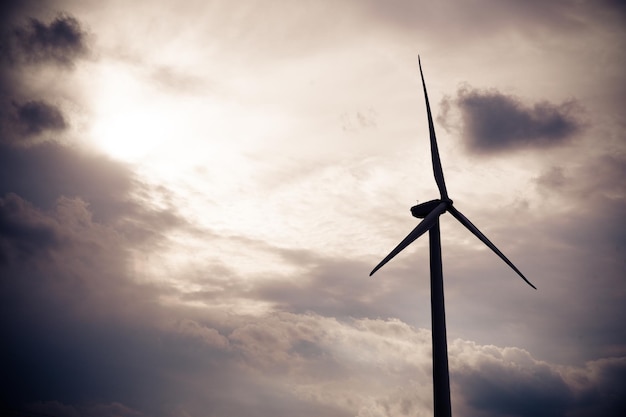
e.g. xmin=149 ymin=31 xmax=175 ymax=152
xmin=370 ymin=57 xmax=536 ymax=417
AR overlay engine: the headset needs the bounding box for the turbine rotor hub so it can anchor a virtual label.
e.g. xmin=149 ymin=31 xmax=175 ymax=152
xmin=411 ymin=199 xmax=444 ymax=218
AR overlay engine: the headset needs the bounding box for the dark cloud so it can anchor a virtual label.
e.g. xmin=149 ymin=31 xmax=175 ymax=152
xmin=0 ymin=142 xmax=136 ymax=223
xmin=0 ymin=174 xmax=189 ymax=416
xmin=0 ymin=138 xmax=231 ymax=416
xmin=603 ymin=0 xmax=626 ymax=17
xmin=11 ymin=99 xmax=67 ymax=136
xmin=458 ymin=361 xmax=573 ymax=417
xmin=4 ymin=14 xmax=88 ymax=66
xmin=0 ymin=142 xmax=184 ymax=238
xmin=0 ymin=195 xmax=146 ymax=408
xmin=0 ymin=0 xmax=39 ymax=28
xmin=452 ymin=345 xmax=626 ymax=417
xmin=0 ymin=8 xmax=88 ymax=144
xmin=442 ymin=86 xmax=583 ymax=153
xmin=0 ymin=193 xmax=64 ymax=263
xmin=535 ymin=154 xmax=626 ymax=200
xmin=580 ymin=357 xmax=626 ymax=416
xmin=1 ymin=99 xmax=69 ymax=144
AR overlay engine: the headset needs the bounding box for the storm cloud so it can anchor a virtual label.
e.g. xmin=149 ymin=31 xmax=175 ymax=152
xmin=4 ymin=14 xmax=88 ymax=66
xmin=11 ymin=99 xmax=67 ymax=136
xmin=441 ymin=86 xmax=582 ymax=153
xmin=451 ymin=342 xmax=626 ymax=417
xmin=0 ymin=7 xmax=88 ymax=145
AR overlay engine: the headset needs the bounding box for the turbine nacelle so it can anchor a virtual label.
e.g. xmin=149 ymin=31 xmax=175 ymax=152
xmin=411 ymin=199 xmax=453 ymax=219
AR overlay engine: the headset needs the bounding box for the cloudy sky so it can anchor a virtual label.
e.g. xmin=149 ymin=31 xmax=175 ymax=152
xmin=1 ymin=0 xmax=625 ymax=416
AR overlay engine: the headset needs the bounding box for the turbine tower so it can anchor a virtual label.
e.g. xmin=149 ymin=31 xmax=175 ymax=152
xmin=370 ymin=58 xmax=536 ymax=417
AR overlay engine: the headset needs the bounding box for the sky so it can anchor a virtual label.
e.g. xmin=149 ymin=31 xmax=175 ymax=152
xmin=1 ymin=0 xmax=625 ymax=416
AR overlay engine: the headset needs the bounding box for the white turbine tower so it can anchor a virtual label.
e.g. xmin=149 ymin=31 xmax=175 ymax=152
xmin=370 ymin=57 xmax=536 ymax=417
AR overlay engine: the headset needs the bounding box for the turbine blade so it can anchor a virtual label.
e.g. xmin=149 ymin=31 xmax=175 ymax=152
xmin=370 ymin=202 xmax=447 ymax=276
xmin=419 ymin=56 xmax=448 ymax=200
xmin=448 ymin=205 xmax=536 ymax=289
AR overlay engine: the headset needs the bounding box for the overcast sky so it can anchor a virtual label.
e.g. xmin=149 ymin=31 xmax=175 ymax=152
xmin=1 ymin=1 xmax=625 ymax=416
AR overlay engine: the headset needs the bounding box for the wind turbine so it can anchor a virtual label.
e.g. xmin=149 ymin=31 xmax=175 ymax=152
xmin=370 ymin=57 xmax=536 ymax=417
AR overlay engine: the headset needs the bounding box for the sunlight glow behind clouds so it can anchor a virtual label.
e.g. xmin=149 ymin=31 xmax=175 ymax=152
xmin=89 ymin=63 xmax=173 ymax=160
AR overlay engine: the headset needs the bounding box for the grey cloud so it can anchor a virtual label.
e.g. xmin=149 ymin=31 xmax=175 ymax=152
xmin=548 ymin=151 xmax=625 ymax=196
xmin=11 ymin=99 xmax=67 ymax=136
xmin=0 ymin=193 xmax=64 ymax=263
xmin=225 ymin=314 xmax=434 ymax=415
xmin=174 ymin=235 xmax=431 ymax=326
xmin=532 ymin=154 xmax=626 ymax=255
xmin=168 ymin=318 xmax=230 ymax=350
xmin=451 ymin=342 xmax=626 ymax=417
xmin=6 ymin=14 xmax=88 ymax=66
xmin=535 ymin=166 xmax=569 ymax=190
xmin=576 ymin=357 xmax=626 ymax=416
xmin=1 ymin=98 xmax=69 ymax=144
xmin=256 ymin=258 xmax=381 ymax=318
xmin=0 ymin=142 xmax=132 ymax=221
xmin=0 ymin=192 xmax=191 ymax=415
xmin=443 ymin=86 xmax=582 ymax=153
xmin=0 ymin=142 xmax=173 ymax=227
xmin=0 ymin=9 xmax=88 ymax=144
xmin=254 ymin=254 xmax=431 ymax=325
xmin=603 ymin=0 xmax=626 ymax=17
xmin=458 ymin=359 xmax=572 ymax=416
xmin=0 ymin=139 xmax=186 ymax=306
xmin=354 ymin=0 xmax=625 ymax=43
xmin=535 ymin=154 xmax=626 ymax=198
xmin=0 ymin=0 xmax=39 ymax=28
xmin=0 ymin=144 xmax=233 ymax=416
